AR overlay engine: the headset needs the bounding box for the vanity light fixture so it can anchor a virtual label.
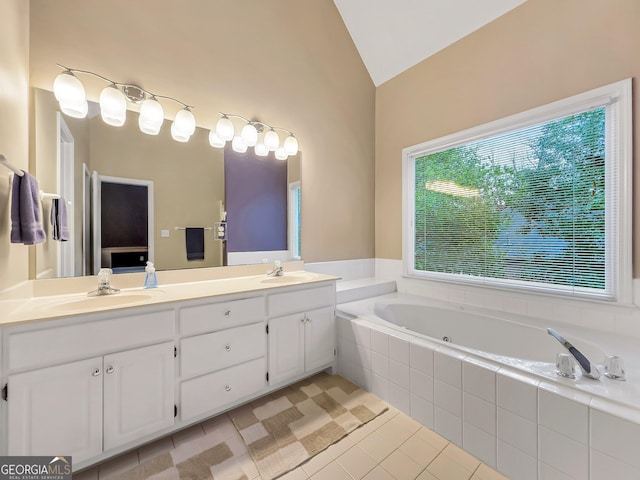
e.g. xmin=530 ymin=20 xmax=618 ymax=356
xmin=53 ymin=64 xmax=195 ymax=141
xmin=213 ymin=113 xmax=299 ymax=159
xmin=52 ymin=65 xmax=299 ymax=154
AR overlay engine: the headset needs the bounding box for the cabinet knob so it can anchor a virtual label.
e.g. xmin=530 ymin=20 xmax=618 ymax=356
xmin=224 ymin=310 xmax=231 ymax=316
xmin=225 ymin=385 xmax=231 ymax=392
xmin=92 ymin=368 xmax=101 ymax=376
xmin=225 ymin=344 xmax=231 ymax=352
xmin=300 ymin=317 xmax=306 ymax=324
xmin=106 ymin=366 xmax=115 ymax=374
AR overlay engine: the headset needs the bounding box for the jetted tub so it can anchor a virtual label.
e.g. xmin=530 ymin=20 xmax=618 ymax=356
xmin=372 ymin=301 xmax=605 ymax=367
xmin=338 ymin=292 xmax=640 ymax=403
xmin=337 ymin=292 xmax=640 ymax=478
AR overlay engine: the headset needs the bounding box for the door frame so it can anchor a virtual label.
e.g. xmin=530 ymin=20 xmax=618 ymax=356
xmin=92 ymin=173 xmax=154 ymax=274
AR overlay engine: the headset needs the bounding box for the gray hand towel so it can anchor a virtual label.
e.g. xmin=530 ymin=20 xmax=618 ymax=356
xmin=51 ymin=198 xmax=69 ymax=241
xmin=186 ymin=227 xmax=205 ymax=261
xmin=11 ymin=172 xmax=46 ymax=245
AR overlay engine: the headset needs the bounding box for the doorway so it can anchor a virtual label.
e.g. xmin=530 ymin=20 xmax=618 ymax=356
xmin=91 ymin=173 xmax=154 ymax=274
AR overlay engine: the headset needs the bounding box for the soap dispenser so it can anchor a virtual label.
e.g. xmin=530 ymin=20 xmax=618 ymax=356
xmin=144 ymin=261 xmax=158 ymax=289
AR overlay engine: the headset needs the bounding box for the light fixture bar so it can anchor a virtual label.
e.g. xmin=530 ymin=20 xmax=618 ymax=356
xmin=219 ymin=112 xmax=295 ymax=136
xmin=53 ymin=65 xmax=298 ymax=152
xmin=56 ymin=64 xmax=194 ymax=109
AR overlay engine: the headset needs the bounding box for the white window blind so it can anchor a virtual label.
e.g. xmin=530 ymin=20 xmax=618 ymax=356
xmin=405 ymin=80 xmax=631 ymax=302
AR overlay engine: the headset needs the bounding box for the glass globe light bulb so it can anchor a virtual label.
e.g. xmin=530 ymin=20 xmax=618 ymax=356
xmin=171 ymin=122 xmax=190 ymax=142
xmin=59 ymin=99 xmax=89 ymax=119
xmin=173 ymin=108 xmax=196 ymax=136
xmin=254 ymin=143 xmax=269 ymax=157
xmin=264 ymin=129 xmax=280 ymax=151
xmin=138 ymin=97 xmax=164 ymax=135
xmin=232 ymin=136 xmax=248 ymax=153
xmin=209 ymin=130 xmax=226 ymax=148
xmin=275 ymin=147 xmax=288 ymax=161
xmin=241 ymin=123 xmax=258 ymax=147
xmin=53 ymin=71 xmax=86 ymax=105
xmin=216 ymin=115 xmax=234 ymax=141
xmin=99 ymin=84 xmax=127 ymax=127
xmin=284 ymin=134 xmax=299 ymax=156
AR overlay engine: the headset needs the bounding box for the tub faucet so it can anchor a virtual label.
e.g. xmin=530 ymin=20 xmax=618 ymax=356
xmin=88 ymin=268 xmax=120 ymax=296
xmin=547 ymin=328 xmax=600 ymax=380
xmin=267 ymin=260 xmax=284 ymax=277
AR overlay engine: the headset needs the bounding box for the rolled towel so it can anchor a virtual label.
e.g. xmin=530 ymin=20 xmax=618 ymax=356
xmin=51 ymin=198 xmax=69 ymax=241
xmin=10 ymin=172 xmax=46 ymax=245
xmin=186 ymin=227 xmax=205 ymax=261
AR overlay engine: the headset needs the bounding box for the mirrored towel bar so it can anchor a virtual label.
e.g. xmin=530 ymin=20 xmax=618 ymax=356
xmin=40 ymin=190 xmax=61 ymax=200
xmin=175 ymin=226 xmax=213 ymax=231
xmin=0 ymin=154 xmax=25 ymax=177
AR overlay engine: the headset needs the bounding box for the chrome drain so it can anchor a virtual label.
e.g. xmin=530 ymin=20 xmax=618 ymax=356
xmin=442 ymin=336 xmax=452 ymax=343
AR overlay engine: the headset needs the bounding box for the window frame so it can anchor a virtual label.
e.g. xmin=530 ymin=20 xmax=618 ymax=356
xmin=402 ymin=79 xmax=633 ymax=304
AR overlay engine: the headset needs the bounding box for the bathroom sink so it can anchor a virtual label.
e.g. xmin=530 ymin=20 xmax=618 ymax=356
xmin=260 ymin=273 xmax=317 ymax=285
xmin=49 ymin=291 xmax=162 ymax=312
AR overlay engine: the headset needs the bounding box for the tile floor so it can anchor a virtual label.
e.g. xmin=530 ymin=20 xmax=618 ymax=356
xmin=74 ymin=399 xmax=508 ymax=480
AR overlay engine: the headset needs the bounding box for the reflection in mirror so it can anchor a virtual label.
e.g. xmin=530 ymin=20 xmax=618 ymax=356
xmin=32 ymin=88 xmax=301 ymax=278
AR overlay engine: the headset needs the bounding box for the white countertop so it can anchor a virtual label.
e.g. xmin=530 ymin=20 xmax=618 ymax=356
xmin=1 ymin=270 xmax=339 ymax=327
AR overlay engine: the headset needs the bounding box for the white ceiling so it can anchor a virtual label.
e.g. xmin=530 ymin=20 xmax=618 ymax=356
xmin=333 ymin=0 xmax=528 ymax=86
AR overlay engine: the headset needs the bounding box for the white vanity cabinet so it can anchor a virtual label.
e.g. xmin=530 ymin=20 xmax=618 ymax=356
xmin=102 ymin=342 xmax=175 ymax=450
xmin=0 ymin=274 xmax=337 ymax=470
xmin=4 ymin=310 xmax=175 ymax=463
xmin=8 ymin=357 xmax=104 ymax=462
xmin=178 ymin=296 xmax=267 ymax=420
xmin=267 ymin=285 xmax=336 ymax=386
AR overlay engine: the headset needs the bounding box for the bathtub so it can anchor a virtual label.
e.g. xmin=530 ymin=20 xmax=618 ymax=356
xmin=336 ymin=293 xmax=640 ymax=479
xmin=372 ymin=301 xmax=605 ymax=367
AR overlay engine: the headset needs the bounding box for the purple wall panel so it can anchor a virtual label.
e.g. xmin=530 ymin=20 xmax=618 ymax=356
xmin=224 ymin=146 xmax=287 ymax=252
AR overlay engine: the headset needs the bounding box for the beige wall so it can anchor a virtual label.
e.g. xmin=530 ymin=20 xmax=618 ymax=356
xmin=28 ymin=0 xmax=376 ymax=269
xmin=0 ymin=0 xmax=29 ymax=292
xmin=375 ymin=0 xmax=640 ymax=275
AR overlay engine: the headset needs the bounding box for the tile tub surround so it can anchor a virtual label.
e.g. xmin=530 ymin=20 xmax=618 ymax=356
xmin=336 ymin=304 xmax=640 ymax=480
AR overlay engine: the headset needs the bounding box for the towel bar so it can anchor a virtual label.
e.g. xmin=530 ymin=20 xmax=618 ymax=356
xmin=0 ymin=154 xmax=25 ymax=177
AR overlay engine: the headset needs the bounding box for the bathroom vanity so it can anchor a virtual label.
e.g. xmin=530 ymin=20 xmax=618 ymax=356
xmin=0 ymin=269 xmax=338 ymax=470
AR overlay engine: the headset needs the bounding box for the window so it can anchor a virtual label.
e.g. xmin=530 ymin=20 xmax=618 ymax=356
xmin=289 ymin=181 xmax=301 ymax=259
xmin=403 ymin=79 xmax=632 ymax=302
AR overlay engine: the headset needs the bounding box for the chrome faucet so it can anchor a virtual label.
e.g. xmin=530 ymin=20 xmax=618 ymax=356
xmin=547 ymin=328 xmax=600 ymax=380
xmin=267 ymin=260 xmax=284 ymax=277
xmin=88 ymin=268 xmax=120 ymax=296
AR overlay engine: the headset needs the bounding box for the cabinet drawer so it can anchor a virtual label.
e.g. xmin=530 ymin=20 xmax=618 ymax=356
xmin=267 ymin=285 xmax=334 ymax=317
xmin=179 ymin=296 xmax=265 ymax=336
xmin=180 ymin=357 xmax=265 ymax=420
xmin=8 ymin=310 xmax=175 ymax=371
xmin=180 ymin=322 xmax=265 ymax=378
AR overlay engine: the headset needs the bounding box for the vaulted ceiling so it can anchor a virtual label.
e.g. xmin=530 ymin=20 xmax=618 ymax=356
xmin=333 ymin=0 xmax=528 ymax=86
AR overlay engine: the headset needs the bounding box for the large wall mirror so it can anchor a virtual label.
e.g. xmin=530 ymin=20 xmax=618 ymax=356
xmin=32 ymin=88 xmax=302 ymax=279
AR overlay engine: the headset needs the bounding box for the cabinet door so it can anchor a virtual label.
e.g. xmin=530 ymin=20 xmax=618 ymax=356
xmin=103 ymin=342 xmax=174 ymax=450
xmin=267 ymin=313 xmax=305 ymax=385
xmin=304 ymin=307 xmax=336 ymax=372
xmin=8 ymin=357 xmax=103 ymax=463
